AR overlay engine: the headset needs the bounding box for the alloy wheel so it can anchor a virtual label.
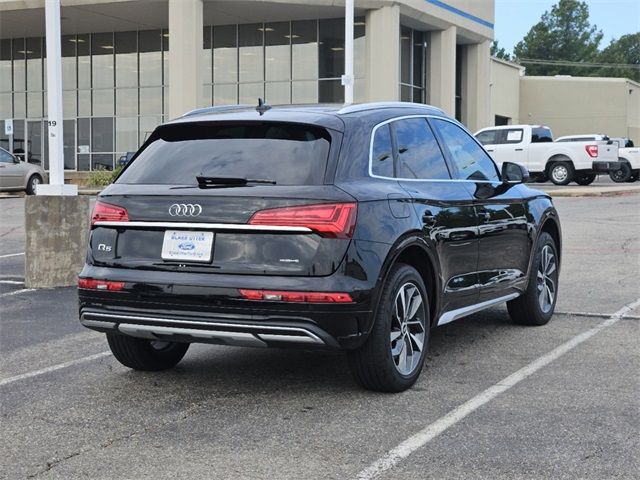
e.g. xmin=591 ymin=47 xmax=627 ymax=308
xmin=390 ymin=282 xmax=426 ymax=375
xmin=536 ymin=245 xmax=557 ymax=313
xmin=551 ymin=165 xmax=568 ymax=183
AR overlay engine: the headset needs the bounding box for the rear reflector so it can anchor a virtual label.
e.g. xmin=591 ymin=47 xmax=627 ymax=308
xmin=78 ymin=278 xmax=125 ymax=291
xmin=248 ymin=203 xmax=357 ymax=239
xmin=91 ymin=201 xmax=129 ymax=226
xmin=585 ymin=145 xmax=599 ymax=158
xmin=239 ymin=289 xmax=353 ymax=303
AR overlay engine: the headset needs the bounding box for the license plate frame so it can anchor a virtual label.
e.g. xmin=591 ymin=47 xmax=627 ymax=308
xmin=161 ymin=230 xmax=214 ymax=263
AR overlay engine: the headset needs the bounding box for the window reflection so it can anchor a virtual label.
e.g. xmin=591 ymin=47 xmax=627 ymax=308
xmin=115 ymin=31 xmax=137 ymax=88
xmin=292 ymin=20 xmax=317 ymax=81
xmin=139 ymin=30 xmax=162 ymax=86
xmin=239 ymin=24 xmax=263 ymax=83
xmin=92 ymin=33 xmax=114 ymax=89
xmin=319 ymin=18 xmax=344 ymax=79
xmin=265 ymin=22 xmax=290 ymax=82
xmin=0 ymin=40 xmax=11 ymax=94
xmin=214 ymin=25 xmax=237 ymax=84
xmin=26 ymin=38 xmax=42 ymax=91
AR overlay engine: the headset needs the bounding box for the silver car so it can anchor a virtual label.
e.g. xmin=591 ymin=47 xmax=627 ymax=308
xmin=0 ymin=147 xmax=47 ymax=195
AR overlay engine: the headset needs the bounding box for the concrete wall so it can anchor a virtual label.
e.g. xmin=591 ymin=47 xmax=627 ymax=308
xmin=519 ymin=76 xmax=638 ymax=138
xmin=365 ymin=5 xmax=400 ymax=102
xmin=627 ymin=81 xmax=640 ymax=142
xmin=490 ymin=57 xmax=522 ymax=125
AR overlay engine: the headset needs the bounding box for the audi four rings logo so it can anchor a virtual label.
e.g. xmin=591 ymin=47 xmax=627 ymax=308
xmin=168 ymin=203 xmax=203 ymax=216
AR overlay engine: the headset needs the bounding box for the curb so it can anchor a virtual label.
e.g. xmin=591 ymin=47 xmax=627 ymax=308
xmin=545 ymin=188 xmax=640 ymax=198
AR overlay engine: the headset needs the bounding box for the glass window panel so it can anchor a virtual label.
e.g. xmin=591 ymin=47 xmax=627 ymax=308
xmin=139 ymin=116 xmax=162 ymax=145
xmin=291 ymin=80 xmax=316 ymax=104
xmin=265 ymin=22 xmax=290 ymax=82
xmin=214 ymin=25 xmax=237 ymax=83
xmin=27 ymin=91 xmax=42 ymax=117
xmin=319 ymin=19 xmax=343 ymax=79
xmin=13 ymin=92 xmax=26 ymax=118
xmin=1 ymin=39 xmax=11 ymax=92
xmin=92 ymin=33 xmax=114 ymax=88
xmin=394 ymin=118 xmax=450 ymax=180
xmin=292 ymin=20 xmax=317 ymax=80
xmin=78 ymin=154 xmax=90 ymax=171
xmin=77 ymin=34 xmax=91 ymax=89
xmin=27 ymin=120 xmax=43 ymax=166
xmin=0 ymin=93 xmax=11 ymax=118
xmin=201 ymin=84 xmax=212 ymax=108
xmin=115 ymin=31 xmax=138 ymax=87
xmin=78 ymin=90 xmax=91 ymax=116
xmin=318 ymin=79 xmax=342 ymax=103
xmin=12 ymin=39 xmax=26 ymax=91
xmin=401 ymin=85 xmax=411 ymax=102
xmin=92 ymin=153 xmax=114 ymax=170
xmin=116 ymin=117 xmax=138 ymax=152
xmin=239 ymin=82 xmax=264 ymax=104
xmin=63 ymin=119 xmax=76 ymax=169
xmin=413 ymin=31 xmax=425 ymax=88
xmin=413 ymin=87 xmax=423 ymax=104
xmin=202 ymin=26 xmax=212 ymax=84
xmin=77 ymin=117 xmax=91 ymax=155
xmin=26 ymin=38 xmax=42 ymax=91
xmin=400 ymin=26 xmax=411 ymax=85
xmin=239 ymin=24 xmax=263 ymax=83
xmin=265 ymin=82 xmax=290 ymax=104
xmin=91 ymin=117 xmax=113 ymax=152
xmin=92 ymin=89 xmax=114 ymax=116
xmin=354 ymin=18 xmax=366 ymax=79
xmin=140 ymin=87 xmax=162 ymax=114
xmin=116 ymin=88 xmax=137 ymax=116
xmin=61 ymin=36 xmax=76 ymax=90
xmin=213 ymin=83 xmax=237 ymax=105
xmin=162 ymin=30 xmax=169 ymax=85
xmin=371 ymin=124 xmax=393 ymax=178
xmin=12 ymin=120 xmax=25 ymax=158
xmin=139 ymin=30 xmax=162 ymax=86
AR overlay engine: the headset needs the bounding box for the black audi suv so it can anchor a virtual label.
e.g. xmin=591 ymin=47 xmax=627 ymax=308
xmin=79 ymin=102 xmax=561 ymax=392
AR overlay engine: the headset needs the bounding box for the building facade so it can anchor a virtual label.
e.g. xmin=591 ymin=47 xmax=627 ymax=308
xmin=0 ymin=0 xmax=494 ymax=171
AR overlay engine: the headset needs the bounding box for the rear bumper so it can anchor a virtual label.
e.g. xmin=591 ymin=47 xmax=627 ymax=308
xmin=592 ymin=160 xmax=622 ymax=172
xmin=78 ymin=265 xmax=377 ymax=350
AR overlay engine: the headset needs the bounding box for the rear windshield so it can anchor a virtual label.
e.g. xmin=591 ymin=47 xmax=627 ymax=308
xmin=117 ymin=122 xmax=332 ymax=185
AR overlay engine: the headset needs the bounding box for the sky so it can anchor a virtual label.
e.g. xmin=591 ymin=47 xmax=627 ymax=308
xmin=495 ymin=0 xmax=640 ymax=54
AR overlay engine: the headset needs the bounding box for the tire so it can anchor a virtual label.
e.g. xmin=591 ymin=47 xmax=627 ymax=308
xmin=627 ymin=171 xmax=639 ymax=183
xmin=25 ymin=174 xmax=42 ymax=195
xmin=574 ymin=173 xmax=596 ymax=186
xmin=548 ymin=161 xmax=574 ymax=186
xmin=507 ymin=232 xmax=559 ymax=326
xmin=106 ymin=333 xmax=190 ymax=371
xmin=348 ymin=264 xmax=430 ymax=392
xmin=609 ymin=162 xmax=632 ymax=183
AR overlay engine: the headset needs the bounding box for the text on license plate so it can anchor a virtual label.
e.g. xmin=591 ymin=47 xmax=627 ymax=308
xmin=161 ymin=230 xmax=213 ymax=262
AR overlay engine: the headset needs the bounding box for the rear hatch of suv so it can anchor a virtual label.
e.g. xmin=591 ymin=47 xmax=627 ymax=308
xmin=89 ymin=119 xmax=356 ymax=277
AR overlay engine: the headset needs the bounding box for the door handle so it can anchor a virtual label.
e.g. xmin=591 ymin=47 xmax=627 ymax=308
xmin=486 ymin=149 xmax=494 ymax=152
xmin=515 ymin=148 xmax=523 ymax=151
xmin=422 ymin=211 xmax=436 ymax=226
xmin=479 ymin=211 xmax=491 ymax=223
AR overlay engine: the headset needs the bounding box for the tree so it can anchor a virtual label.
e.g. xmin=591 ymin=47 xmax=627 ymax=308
xmin=490 ymin=40 xmax=512 ymax=61
xmin=594 ymin=33 xmax=640 ymax=82
xmin=513 ymin=0 xmax=602 ymax=76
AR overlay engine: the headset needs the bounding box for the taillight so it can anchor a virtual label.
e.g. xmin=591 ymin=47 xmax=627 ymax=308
xmin=78 ymin=278 xmax=125 ymax=291
xmin=585 ymin=145 xmax=598 ymax=158
xmin=248 ymin=203 xmax=357 ymax=238
xmin=239 ymin=289 xmax=353 ymax=303
xmin=91 ymin=201 xmax=129 ymax=226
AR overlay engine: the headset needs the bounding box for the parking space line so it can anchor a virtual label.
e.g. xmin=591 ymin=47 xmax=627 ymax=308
xmin=355 ymin=297 xmax=640 ymax=480
xmin=0 ymin=288 xmax=35 ymax=298
xmin=0 ymin=351 xmax=112 ymax=388
xmin=0 ymin=252 xmax=24 ymax=259
xmin=0 ymin=280 xmax=24 ymax=285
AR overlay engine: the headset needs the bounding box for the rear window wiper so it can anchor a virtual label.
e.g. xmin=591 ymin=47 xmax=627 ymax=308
xmin=196 ymin=176 xmax=277 ymax=188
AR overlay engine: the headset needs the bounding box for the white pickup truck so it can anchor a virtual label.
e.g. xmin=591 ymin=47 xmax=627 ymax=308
xmin=556 ymin=135 xmax=640 ymax=183
xmin=474 ymin=125 xmax=620 ymax=185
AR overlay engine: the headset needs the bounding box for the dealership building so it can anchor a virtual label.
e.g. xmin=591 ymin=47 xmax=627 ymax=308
xmin=0 ymin=0 xmax=495 ymax=172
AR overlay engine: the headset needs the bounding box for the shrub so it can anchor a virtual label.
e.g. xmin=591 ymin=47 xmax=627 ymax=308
xmin=87 ymin=166 xmax=123 ymax=187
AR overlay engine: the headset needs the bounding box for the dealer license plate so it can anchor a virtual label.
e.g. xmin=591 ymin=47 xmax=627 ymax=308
xmin=161 ymin=230 xmax=213 ymax=263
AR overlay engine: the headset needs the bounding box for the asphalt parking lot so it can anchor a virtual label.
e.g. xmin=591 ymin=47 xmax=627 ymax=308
xmin=1 ymin=191 xmax=639 ymax=479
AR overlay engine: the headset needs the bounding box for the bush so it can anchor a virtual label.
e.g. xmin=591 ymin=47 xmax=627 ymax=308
xmin=87 ymin=166 xmax=123 ymax=187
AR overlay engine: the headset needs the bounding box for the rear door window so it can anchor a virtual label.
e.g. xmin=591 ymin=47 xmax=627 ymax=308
xmin=117 ymin=122 xmax=332 ymax=185
xmin=531 ymin=127 xmax=553 ymax=143
xmin=475 ymin=129 xmax=499 ymax=145
xmin=392 ymin=118 xmax=450 ymax=180
xmin=371 ymin=124 xmax=394 ymax=177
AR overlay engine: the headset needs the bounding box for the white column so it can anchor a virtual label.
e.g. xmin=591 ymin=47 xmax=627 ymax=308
xmin=365 ymin=5 xmax=400 ymax=102
xmin=461 ymin=40 xmax=491 ymax=132
xmin=428 ymin=26 xmax=456 ymax=116
xmin=40 ymin=0 xmax=76 ymax=195
xmin=168 ymin=0 xmax=203 ymax=119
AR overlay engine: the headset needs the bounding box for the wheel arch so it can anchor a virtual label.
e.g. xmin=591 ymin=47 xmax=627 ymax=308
xmin=545 ymin=154 xmax=574 ymax=173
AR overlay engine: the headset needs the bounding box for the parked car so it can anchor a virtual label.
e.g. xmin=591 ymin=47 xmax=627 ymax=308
xmin=117 ymin=152 xmax=136 ymax=168
xmin=0 ymin=147 xmax=47 ymax=194
xmin=475 ymin=125 xmax=620 ymax=185
xmin=78 ymin=102 xmax=562 ymax=392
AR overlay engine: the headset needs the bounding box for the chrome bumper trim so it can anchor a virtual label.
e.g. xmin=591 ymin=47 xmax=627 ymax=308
xmin=437 ymin=293 xmax=520 ymax=326
xmin=93 ymin=220 xmax=311 ymax=233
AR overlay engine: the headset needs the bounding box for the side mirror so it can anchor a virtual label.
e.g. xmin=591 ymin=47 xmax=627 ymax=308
xmin=502 ymin=162 xmax=530 ymax=184
xmin=13 ymin=155 xmax=20 ymax=164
